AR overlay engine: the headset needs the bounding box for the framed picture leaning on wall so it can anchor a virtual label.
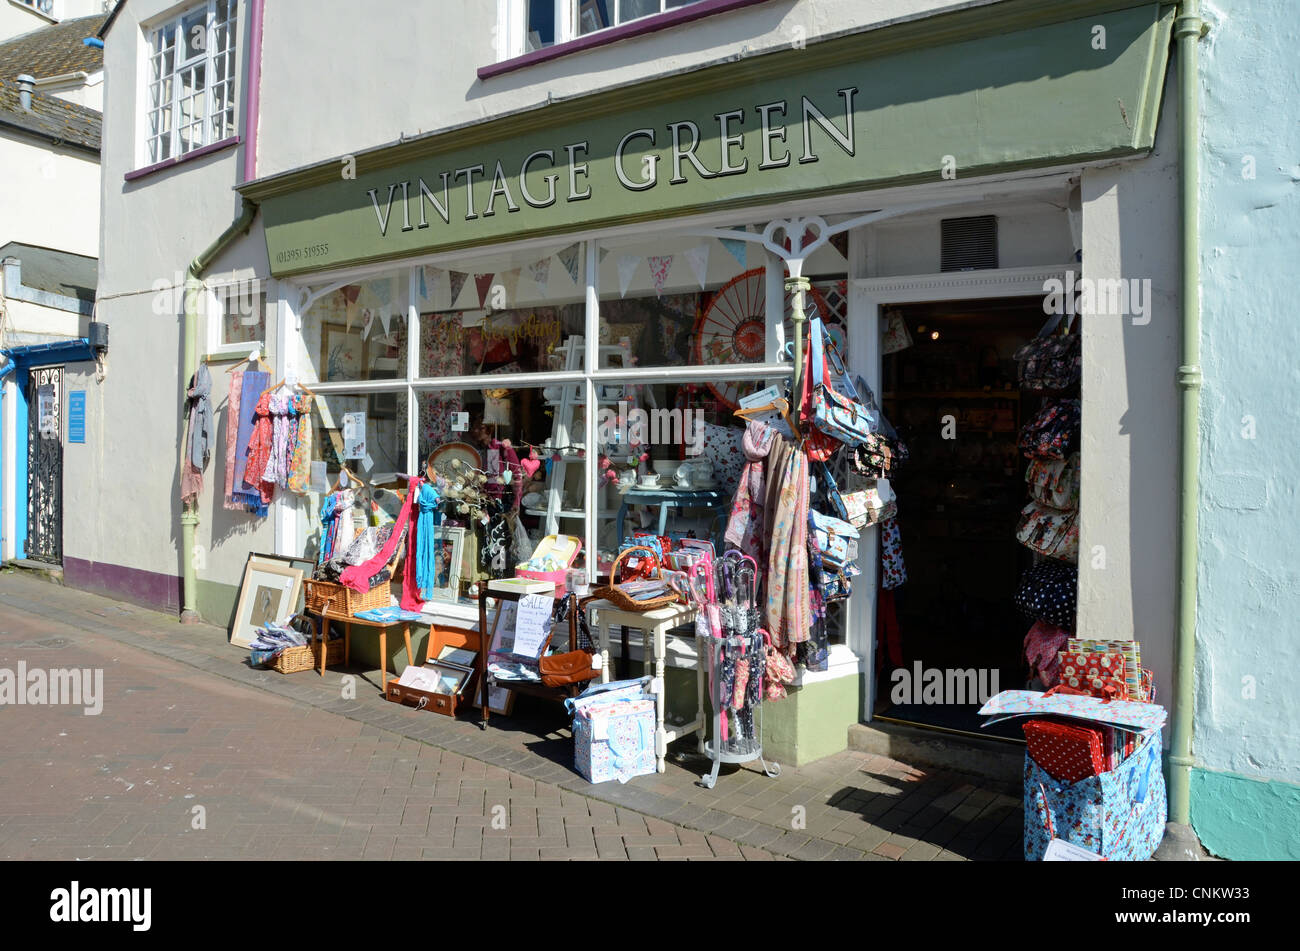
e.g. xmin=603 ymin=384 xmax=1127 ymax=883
xmin=230 ymin=555 xmax=304 ymax=648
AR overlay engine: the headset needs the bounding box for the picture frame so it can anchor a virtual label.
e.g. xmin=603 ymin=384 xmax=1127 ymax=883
xmin=320 ymin=322 xmax=366 ymax=383
xmin=487 ymin=682 xmax=516 ymax=716
xmin=427 ymin=525 xmax=466 ymax=602
xmin=230 ymin=555 xmax=304 ymax=649
xmin=436 ymin=645 xmax=478 ymax=667
xmin=425 ymin=661 xmax=473 ymax=696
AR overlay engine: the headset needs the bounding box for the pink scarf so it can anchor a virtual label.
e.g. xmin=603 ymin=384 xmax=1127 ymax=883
xmin=764 ymin=436 xmax=810 ymax=651
xmin=222 ymin=372 xmax=244 ymax=510
xmin=724 ymin=420 xmax=775 ymax=558
xmin=339 ymin=477 xmax=424 ymax=612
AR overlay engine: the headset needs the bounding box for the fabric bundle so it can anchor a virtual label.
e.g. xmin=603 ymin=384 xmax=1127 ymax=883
xmin=763 ymin=434 xmax=810 ymax=653
xmin=245 ymin=388 xmax=314 ymax=503
xmin=180 ymin=363 xmax=212 ymax=505
xmin=228 ymin=369 xmax=269 ymax=516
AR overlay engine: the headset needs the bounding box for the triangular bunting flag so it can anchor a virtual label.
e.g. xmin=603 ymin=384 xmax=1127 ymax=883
xmin=647 ymin=255 xmax=673 ymax=297
xmin=418 ymin=266 xmax=428 ymax=302
xmin=380 ymin=309 xmax=392 ymax=339
xmin=447 ymin=271 xmax=467 ymax=308
xmin=362 ymin=310 xmax=375 ymax=340
xmin=343 ymin=284 xmax=361 ymax=331
xmin=474 ymin=273 xmax=495 ymax=308
xmin=502 ymin=268 xmax=521 ymax=304
xmin=830 ymin=231 xmax=849 ymax=260
xmin=557 ymin=244 xmax=582 ymax=284
xmin=720 ymin=236 xmax=747 ymax=268
xmin=617 ymin=255 xmax=640 ymax=298
xmin=527 ymin=257 xmax=551 ymax=293
xmin=599 ymin=247 xmax=610 ymax=265
xmin=424 ymin=265 xmax=444 ymax=304
xmin=684 ymin=244 xmax=710 ymax=289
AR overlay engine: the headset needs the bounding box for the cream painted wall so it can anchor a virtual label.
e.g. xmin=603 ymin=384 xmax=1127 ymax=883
xmin=3 ymin=295 xmax=85 ymax=336
xmin=1077 ymin=79 xmax=1180 ymax=725
xmin=0 ymin=133 xmax=99 ymax=257
xmin=253 ymin=0 xmax=962 ymax=179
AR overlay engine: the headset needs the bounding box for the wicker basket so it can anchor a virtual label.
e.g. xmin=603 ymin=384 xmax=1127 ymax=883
xmin=305 ymin=539 xmax=402 ymax=616
xmin=591 ymin=545 xmax=680 ymax=612
xmin=270 ymin=637 xmax=345 ymax=674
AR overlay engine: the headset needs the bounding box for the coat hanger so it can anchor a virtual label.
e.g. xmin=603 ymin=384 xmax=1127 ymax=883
xmin=266 ymin=376 xmax=317 ymax=397
xmin=224 ymin=349 xmax=271 ymax=374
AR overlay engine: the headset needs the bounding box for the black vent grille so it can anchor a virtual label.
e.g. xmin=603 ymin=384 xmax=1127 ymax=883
xmin=940 ymin=215 xmax=998 ymax=272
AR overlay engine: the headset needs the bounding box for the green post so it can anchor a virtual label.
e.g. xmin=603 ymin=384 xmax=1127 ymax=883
xmin=1169 ymin=0 xmax=1205 ymax=825
xmin=786 ymin=275 xmax=811 ymax=412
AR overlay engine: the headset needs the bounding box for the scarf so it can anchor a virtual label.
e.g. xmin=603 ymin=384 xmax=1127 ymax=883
xmin=724 ymin=420 xmax=775 ymax=558
xmin=231 ymin=370 xmax=269 ymax=515
xmin=764 ymin=435 xmax=810 ymax=652
xmin=261 ymin=392 xmax=294 ymax=490
xmin=287 ymin=394 xmax=313 ymax=493
xmin=340 ymin=477 xmax=425 ymax=613
xmin=318 ymin=488 xmax=356 ymax=566
xmin=413 ymin=481 xmax=442 ymax=599
xmin=223 ymin=371 xmax=244 ymax=510
xmin=185 ymin=363 xmax=212 ymax=471
xmin=243 ymin=390 xmax=275 ymax=503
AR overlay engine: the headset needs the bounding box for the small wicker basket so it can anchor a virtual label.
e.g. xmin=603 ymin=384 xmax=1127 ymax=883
xmin=591 ymin=545 xmax=680 ymax=612
xmin=267 ymin=613 xmax=345 ymax=674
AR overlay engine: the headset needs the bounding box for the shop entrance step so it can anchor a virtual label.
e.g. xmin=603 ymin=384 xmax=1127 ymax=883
xmin=848 ymin=720 xmax=1023 ymax=791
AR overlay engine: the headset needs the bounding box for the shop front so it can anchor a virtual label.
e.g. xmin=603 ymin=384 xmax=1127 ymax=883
xmin=213 ymin=0 xmax=1178 ymax=766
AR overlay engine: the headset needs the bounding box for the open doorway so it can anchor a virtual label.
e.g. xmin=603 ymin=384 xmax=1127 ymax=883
xmin=874 ymin=297 xmax=1061 ymax=737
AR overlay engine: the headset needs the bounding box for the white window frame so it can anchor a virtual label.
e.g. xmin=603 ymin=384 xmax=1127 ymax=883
xmin=12 ymin=0 xmax=60 ymax=23
xmin=204 ymin=276 xmax=268 ymax=359
xmin=142 ymin=0 xmax=240 ymax=166
xmin=503 ymin=0 xmax=703 ymax=58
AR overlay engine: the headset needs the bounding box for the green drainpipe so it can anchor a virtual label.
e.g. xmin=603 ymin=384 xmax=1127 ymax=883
xmin=180 ymin=197 xmax=258 ymax=624
xmin=1170 ymin=0 xmax=1206 ymax=825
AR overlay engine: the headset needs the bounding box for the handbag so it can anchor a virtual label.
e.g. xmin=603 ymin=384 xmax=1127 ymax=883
xmin=1013 ymin=560 xmax=1078 ymax=630
xmin=880 ymin=516 xmax=907 ymax=590
xmin=810 ymin=509 xmax=859 ymax=569
xmin=1019 ymin=398 xmax=1081 ymax=459
xmin=807 ymin=317 xmax=876 ymax=448
xmin=1015 ymin=315 xmax=1081 ymax=391
xmin=851 ymin=431 xmax=909 ymax=479
xmin=1016 ymin=501 xmax=1079 ymax=562
xmin=881 ymin=310 xmax=913 ymax=354
xmin=539 ymin=650 xmax=600 ymax=687
xmin=1026 ymin=453 xmax=1080 ymax=510
xmin=762 ymin=630 xmax=796 ymax=701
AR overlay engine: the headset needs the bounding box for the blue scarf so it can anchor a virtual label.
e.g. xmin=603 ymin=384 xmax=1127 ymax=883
xmin=414 ymin=480 xmax=442 ymax=600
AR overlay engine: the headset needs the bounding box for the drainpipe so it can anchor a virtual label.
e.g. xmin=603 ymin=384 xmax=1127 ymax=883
xmin=1170 ymin=0 xmax=1206 ymax=826
xmin=180 ymin=198 xmax=258 ymax=623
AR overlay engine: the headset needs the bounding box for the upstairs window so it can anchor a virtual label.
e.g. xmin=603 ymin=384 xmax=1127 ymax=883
xmin=145 ymin=0 xmax=238 ymax=164
xmin=516 ymin=0 xmax=705 ymax=54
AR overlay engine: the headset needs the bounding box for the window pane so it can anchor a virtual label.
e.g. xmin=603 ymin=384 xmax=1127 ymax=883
xmin=525 ymin=0 xmax=554 ymax=50
xmin=181 ymin=9 xmax=207 ymax=60
xmin=617 ymin=0 xmax=658 ymax=24
xmin=300 ymin=272 xmax=410 ymax=384
xmin=416 ymin=383 xmax=597 ymax=586
xmin=577 ymin=0 xmax=611 ymax=35
xmin=219 ymin=284 xmax=266 ymax=346
xmin=665 ymin=0 xmax=701 ymax=8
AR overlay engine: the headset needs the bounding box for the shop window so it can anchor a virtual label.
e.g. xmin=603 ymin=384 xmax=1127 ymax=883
xmin=144 ymin=0 xmax=239 ymax=164
xmin=298 ymin=272 xmax=408 ymax=384
xmin=505 ymin=0 xmax=707 ymax=57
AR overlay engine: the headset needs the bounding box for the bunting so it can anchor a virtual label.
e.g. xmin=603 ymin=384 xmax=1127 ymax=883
xmin=447 ymin=270 xmax=467 ymax=308
xmin=647 ymin=255 xmax=673 ymax=297
xmin=557 ymin=243 xmax=582 ymax=284
xmin=719 ymin=236 xmax=747 ymax=268
xmin=684 ymin=244 xmax=710 ymax=289
xmin=474 ymin=273 xmax=495 ymax=308
xmin=527 ymin=257 xmax=551 ymax=293
xmin=617 ymin=255 xmax=640 ymax=298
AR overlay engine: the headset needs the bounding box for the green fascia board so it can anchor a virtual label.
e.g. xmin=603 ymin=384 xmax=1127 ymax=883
xmin=251 ymin=1 xmax=1173 ymax=278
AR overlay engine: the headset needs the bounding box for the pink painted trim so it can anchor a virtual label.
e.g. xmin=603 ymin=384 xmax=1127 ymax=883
xmin=124 ymin=136 xmax=241 ymax=182
xmin=242 ymin=0 xmax=265 ymax=183
xmin=478 ymin=0 xmax=771 ymax=80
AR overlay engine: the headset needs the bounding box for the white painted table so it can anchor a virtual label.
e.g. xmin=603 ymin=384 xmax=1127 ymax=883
xmin=586 ymin=599 xmax=705 ymax=773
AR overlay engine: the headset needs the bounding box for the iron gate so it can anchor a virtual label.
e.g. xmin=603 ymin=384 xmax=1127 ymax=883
xmin=25 ymin=365 xmax=63 ymax=565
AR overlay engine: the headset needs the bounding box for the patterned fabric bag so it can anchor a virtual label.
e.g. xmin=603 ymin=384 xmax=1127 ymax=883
xmin=1024 ymin=729 xmax=1166 ymax=861
xmin=1026 ymin=453 xmax=1080 ymax=510
xmin=1019 ymin=399 xmax=1081 ymax=460
xmin=1016 ymin=501 xmax=1079 ymax=562
xmin=806 ymin=317 xmax=876 ymax=448
xmin=1015 ymin=326 xmax=1081 ymax=391
xmin=851 ymin=432 xmax=909 ymax=479
xmin=1013 ymin=560 xmax=1077 ymax=630
xmin=880 ymin=517 xmax=907 ymax=590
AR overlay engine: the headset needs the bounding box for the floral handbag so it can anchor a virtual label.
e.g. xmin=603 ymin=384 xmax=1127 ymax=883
xmin=1026 ymin=453 xmax=1080 ymax=510
xmin=810 ymin=509 xmax=859 ymax=570
xmin=852 ymin=432 xmax=909 ymax=479
xmin=1016 ymin=501 xmax=1079 ymax=563
xmin=1019 ymin=398 xmax=1081 ymax=459
xmin=806 ymin=317 xmax=876 ymax=448
xmin=1014 ymin=318 xmax=1081 ymax=391
xmin=880 ymin=516 xmax=907 ymax=590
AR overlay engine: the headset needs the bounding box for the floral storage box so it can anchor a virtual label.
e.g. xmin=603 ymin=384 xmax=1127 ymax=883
xmin=571 ymin=697 xmax=656 ymax=785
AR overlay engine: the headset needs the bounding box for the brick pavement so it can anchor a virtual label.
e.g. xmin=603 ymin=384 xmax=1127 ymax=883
xmin=0 ymin=570 xmax=1023 ymax=860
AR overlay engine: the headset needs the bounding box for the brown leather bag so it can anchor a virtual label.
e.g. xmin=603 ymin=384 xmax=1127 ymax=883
xmin=539 ymin=650 xmax=599 ymax=688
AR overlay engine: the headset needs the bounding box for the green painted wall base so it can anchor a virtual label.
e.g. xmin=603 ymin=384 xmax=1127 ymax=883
xmin=1191 ymin=767 xmax=1300 ymax=860
xmin=195 ymin=579 xmax=239 ymax=632
xmin=634 ymin=663 xmax=859 ymax=767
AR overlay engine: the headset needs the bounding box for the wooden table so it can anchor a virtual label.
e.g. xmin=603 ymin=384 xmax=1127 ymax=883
xmin=308 ymin=608 xmax=416 ymax=693
xmin=585 ymin=599 xmax=706 ymax=773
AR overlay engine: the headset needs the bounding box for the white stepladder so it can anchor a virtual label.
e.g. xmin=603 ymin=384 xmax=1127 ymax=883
xmin=697 ymin=631 xmax=780 ymax=789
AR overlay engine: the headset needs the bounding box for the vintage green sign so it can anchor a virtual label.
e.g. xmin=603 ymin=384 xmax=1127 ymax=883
xmin=247 ymin=2 xmax=1173 ymax=278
